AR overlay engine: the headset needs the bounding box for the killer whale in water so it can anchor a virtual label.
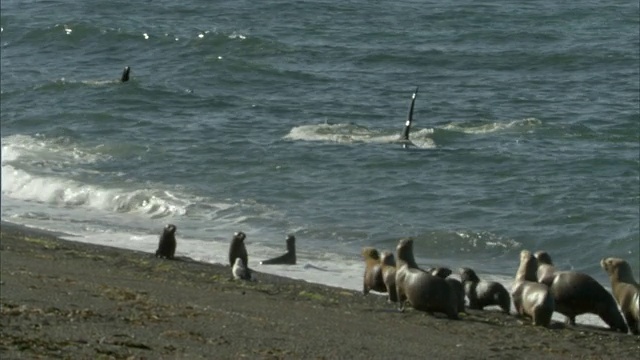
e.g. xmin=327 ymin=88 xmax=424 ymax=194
xmin=401 ymin=86 xmax=418 ymax=148
xmin=121 ymin=66 xmax=130 ymax=82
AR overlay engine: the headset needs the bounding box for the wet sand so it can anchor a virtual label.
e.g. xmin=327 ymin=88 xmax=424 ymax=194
xmin=1 ymin=222 xmax=638 ymax=359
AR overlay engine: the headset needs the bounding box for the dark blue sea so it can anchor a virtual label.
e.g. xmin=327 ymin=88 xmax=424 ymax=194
xmin=1 ymin=0 xmax=638 ymax=325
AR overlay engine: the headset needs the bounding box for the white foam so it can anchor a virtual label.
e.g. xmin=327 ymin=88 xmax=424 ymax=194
xmin=442 ymin=118 xmax=542 ymax=134
xmin=1 ymin=134 xmax=108 ymax=166
xmin=1 ymin=164 xmax=191 ymax=218
xmin=283 ymin=123 xmax=436 ymax=148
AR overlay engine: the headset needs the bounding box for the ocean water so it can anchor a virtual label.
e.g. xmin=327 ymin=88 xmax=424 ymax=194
xmin=1 ymin=0 xmax=638 ymax=327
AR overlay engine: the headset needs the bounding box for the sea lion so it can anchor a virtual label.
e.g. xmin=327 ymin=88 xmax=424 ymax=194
xmin=229 ymin=232 xmax=250 ymax=279
xmin=155 ymin=224 xmax=177 ymax=259
xmin=533 ymin=250 xmax=555 ymax=286
xmin=401 ymin=86 xmax=419 ymax=148
xmin=427 ymin=266 xmax=464 ymax=313
xmin=511 ymin=250 xmax=554 ymax=327
xmin=380 ymin=251 xmax=398 ymax=303
xmin=447 ymin=277 xmax=466 ymax=314
xmin=232 ymin=258 xmax=251 ymax=280
xmin=362 ymin=247 xmax=386 ymax=295
xmin=459 ymin=267 xmax=510 ymax=314
xmin=536 ymin=251 xmax=628 ymax=332
xmin=601 ymin=257 xmax=640 ymax=334
xmin=394 ymin=238 xmax=458 ymax=319
xmin=428 ymin=267 xmax=452 ymax=278
xmin=121 ymin=66 xmax=130 ymax=82
xmin=260 ymin=234 xmax=296 ymax=265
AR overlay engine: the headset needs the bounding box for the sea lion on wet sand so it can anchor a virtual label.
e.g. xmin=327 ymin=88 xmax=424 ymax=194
xmin=447 ymin=277 xmax=466 ymax=315
xmin=260 ymin=235 xmax=296 ymax=265
xmin=121 ymin=66 xmax=130 ymax=82
xmin=537 ymin=251 xmax=628 ymax=333
xmin=229 ymin=232 xmax=251 ymax=280
xmin=533 ymin=250 xmax=555 ymax=286
xmin=394 ymin=238 xmax=459 ymax=319
xmin=232 ymin=258 xmax=251 ymax=280
xmin=155 ymin=224 xmax=177 ymax=259
xmin=380 ymin=251 xmax=398 ymax=303
xmin=362 ymin=247 xmax=386 ymax=295
xmin=459 ymin=267 xmax=510 ymax=314
xmin=427 ymin=267 xmax=465 ymax=314
xmin=601 ymin=257 xmax=640 ymax=335
xmin=511 ymin=250 xmax=554 ymax=327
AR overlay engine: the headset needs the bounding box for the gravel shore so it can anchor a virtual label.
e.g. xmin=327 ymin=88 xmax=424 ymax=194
xmin=1 ymin=222 xmax=638 ymax=359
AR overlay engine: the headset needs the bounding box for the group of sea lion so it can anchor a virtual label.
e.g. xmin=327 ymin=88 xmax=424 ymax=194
xmin=362 ymin=238 xmax=639 ymax=335
xmin=153 ymin=225 xmax=638 ymax=334
xmin=153 ymin=224 xmax=297 ymax=281
xmin=362 ymin=238 xmax=510 ymax=320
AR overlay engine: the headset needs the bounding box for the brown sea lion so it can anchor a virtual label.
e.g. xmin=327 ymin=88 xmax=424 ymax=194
xmin=536 ymin=251 xmax=628 ymax=333
xmin=260 ymin=234 xmax=296 ymax=265
xmin=533 ymin=250 xmax=555 ymax=286
xmin=362 ymin=247 xmax=386 ymax=295
xmin=511 ymin=250 xmax=554 ymax=327
xmin=155 ymin=224 xmax=177 ymax=259
xmin=601 ymin=257 xmax=640 ymax=335
xmin=394 ymin=238 xmax=458 ymax=319
xmin=380 ymin=251 xmax=398 ymax=303
xmin=459 ymin=267 xmax=510 ymax=314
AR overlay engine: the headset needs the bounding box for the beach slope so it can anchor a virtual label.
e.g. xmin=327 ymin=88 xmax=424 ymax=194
xmin=1 ymin=223 xmax=638 ymax=359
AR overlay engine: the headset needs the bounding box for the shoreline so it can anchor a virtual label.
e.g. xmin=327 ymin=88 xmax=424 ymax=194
xmin=1 ymin=222 xmax=639 ymax=359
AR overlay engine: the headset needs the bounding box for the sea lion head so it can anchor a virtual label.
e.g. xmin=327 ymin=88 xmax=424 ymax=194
xmin=459 ymin=267 xmax=481 ymax=283
xmin=380 ymin=251 xmax=396 ymax=267
xmin=362 ymin=247 xmax=380 ymax=261
xmin=601 ymin=257 xmax=636 ymax=283
xmin=534 ymin=251 xmax=553 ymax=265
xmin=396 ymin=237 xmax=413 ymax=260
xmin=517 ymin=250 xmax=538 ymax=282
xmin=164 ymin=224 xmax=177 ymax=235
xmin=286 ymin=234 xmax=296 ymax=247
xmin=233 ymin=231 xmax=246 ymax=242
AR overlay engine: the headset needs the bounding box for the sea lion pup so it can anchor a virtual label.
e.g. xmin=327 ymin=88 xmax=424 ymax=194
xmin=120 ymin=66 xmax=130 ymax=82
xmin=260 ymin=234 xmax=296 ymax=265
xmin=361 ymin=247 xmax=386 ymax=295
xmin=380 ymin=251 xmax=398 ymax=302
xmin=533 ymin=250 xmax=555 ymax=286
xmin=155 ymin=224 xmax=177 ymax=259
xmin=394 ymin=238 xmax=458 ymax=319
xmin=601 ymin=257 xmax=640 ymax=334
xmin=511 ymin=250 xmax=554 ymax=327
xmin=538 ymin=252 xmax=627 ymax=332
xmin=459 ymin=267 xmax=510 ymax=314
xmin=232 ymin=258 xmax=251 ymax=280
